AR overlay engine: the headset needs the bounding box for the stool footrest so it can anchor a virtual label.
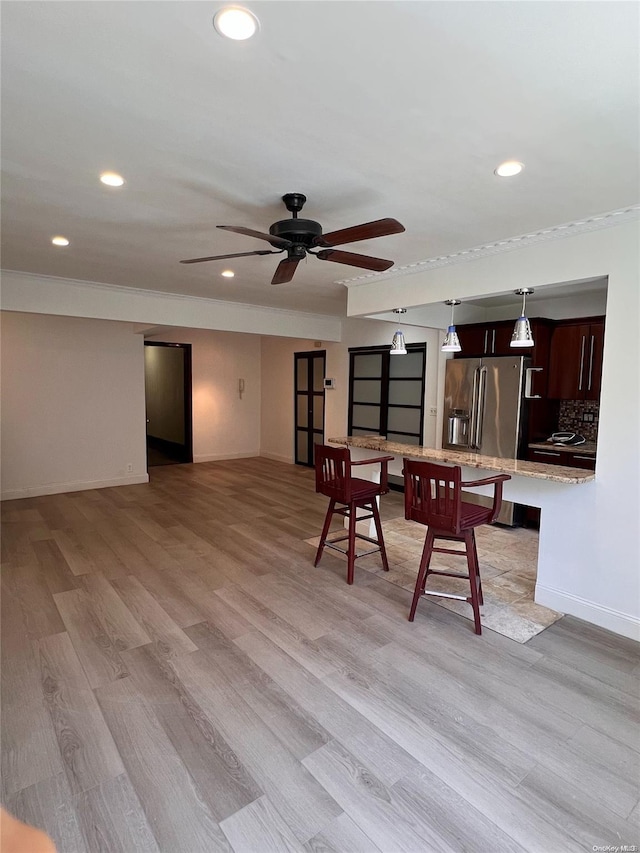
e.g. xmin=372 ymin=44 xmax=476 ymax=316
xmin=325 ymin=532 xmax=382 ymax=559
xmin=334 ymin=508 xmax=375 ymax=522
xmin=428 ymin=569 xmax=471 ymax=580
xmin=433 ymin=546 xmax=466 ymax=557
xmin=423 ymin=590 xmax=470 ymax=602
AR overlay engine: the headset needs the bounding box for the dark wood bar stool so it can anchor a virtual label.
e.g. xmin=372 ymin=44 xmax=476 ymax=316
xmin=403 ymin=458 xmax=510 ymax=634
xmin=314 ymin=444 xmax=395 ymax=585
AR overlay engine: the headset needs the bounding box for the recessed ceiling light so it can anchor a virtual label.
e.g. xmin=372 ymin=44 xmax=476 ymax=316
xmin=51 ymin=236 xmax=70 ymax=246
xmin=221 ymin=270 xmax=235 ymax=278
xmin=100 ymin=171 xmax=125 ymax=187
xmin=213 ymin=7 xmax=259 ymax=40
xmin=495 ymin=160 xmax=524 ymax=178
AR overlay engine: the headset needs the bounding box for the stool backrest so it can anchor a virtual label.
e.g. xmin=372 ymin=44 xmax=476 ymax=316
xmin=315 ymin=444 xmax=352 ymax=502
xmin=403 ymin=459 xmax=463 ymax=534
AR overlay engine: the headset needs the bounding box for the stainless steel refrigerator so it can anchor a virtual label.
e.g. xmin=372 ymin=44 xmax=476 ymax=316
xmin=442 ymin=355 xmax=537 ymax=524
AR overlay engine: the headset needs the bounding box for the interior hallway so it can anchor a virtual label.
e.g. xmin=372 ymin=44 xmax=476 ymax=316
xmin=2 ymin=458 xmax=638 ymax=852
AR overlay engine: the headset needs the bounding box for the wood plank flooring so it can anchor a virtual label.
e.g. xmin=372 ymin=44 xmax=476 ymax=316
xmin=2 ymin=457 xmax=639 ymax=852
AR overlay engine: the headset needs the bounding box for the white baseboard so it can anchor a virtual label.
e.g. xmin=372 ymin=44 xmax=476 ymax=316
xmin=536 ymin=583 xmax=640 ymax=642
xmin=1 ymin=473 xmax=150 ymax=501
xmin=193 ymin=451 xmax=260 ymax=463
xmin=260 ymin=452 xmax=294 ymax=464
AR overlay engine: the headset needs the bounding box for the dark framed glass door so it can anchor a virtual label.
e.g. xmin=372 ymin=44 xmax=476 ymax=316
xmin=294 ymin=351 xmax=326 ymax=466
xmin=348 ymin=343 xmax=426 ymax=445
xmin=348 ymin=343 xmax=426 ymax=490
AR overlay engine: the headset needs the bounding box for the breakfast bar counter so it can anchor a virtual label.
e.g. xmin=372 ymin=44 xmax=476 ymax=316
xmin=328 ymin=436 xmax=595 ymax=484
xmin=327 ymin=435 xmax=601 ymax=622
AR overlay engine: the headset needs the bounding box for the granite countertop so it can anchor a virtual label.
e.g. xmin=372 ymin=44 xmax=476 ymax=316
xmin=528 ymin=440 xmax=597 ymax=457
xmin=328 ymin=436 xmax=595 ymax=484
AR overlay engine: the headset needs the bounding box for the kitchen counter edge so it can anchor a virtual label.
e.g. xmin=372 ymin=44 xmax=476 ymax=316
xmin=328 ymin=437 xmax=595 ymax=484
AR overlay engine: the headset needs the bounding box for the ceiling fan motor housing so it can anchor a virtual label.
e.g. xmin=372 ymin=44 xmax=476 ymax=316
xmin=269 ymin=218 xmax=322 ymax=247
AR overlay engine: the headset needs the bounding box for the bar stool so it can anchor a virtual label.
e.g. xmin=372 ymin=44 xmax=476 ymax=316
xmin=403 ymin=458 xmax=510 ymax=634
xmin=314 ymin=444 xmax=394 ymax=585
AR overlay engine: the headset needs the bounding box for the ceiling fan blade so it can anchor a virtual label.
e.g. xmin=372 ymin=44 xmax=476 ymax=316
xmin=180 ymin=249 xmax=282 ymax=264
xmin=316 ymin=249 xmax=394 ymax=272
xmin=217 ymin=225 xmax=292 ymax=249
xmin=271 ymin=257 xmax=301 ymax=285
xmin=314 ymin=217 xmax=405 ymax=248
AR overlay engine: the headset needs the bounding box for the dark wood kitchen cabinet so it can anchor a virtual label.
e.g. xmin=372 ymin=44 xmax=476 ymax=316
xmin=526 ymin=448 xmax=596 ymax=470
xmin=454 ymin=317 xmax=556 ymax=361
xmin=455 ymin=321 xmax=514 ymax=356
xmin=547 ymin=318 xmax=604 ymax=401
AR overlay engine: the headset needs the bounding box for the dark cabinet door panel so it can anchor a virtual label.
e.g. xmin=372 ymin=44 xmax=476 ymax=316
xmin=526 ymin=448 xmax=595 ymax=471
xmin=548 ymin=323 xmax=587 ymax=399
xmin=455 ymin=325 xmax=489 ymax=356
xmin=548 ymin=319 xmax=605 ymax=401
xmin=584 ymin=321 xmax=604 ymax=401
xmin=492 ymin=323 xmax=516 ymax=356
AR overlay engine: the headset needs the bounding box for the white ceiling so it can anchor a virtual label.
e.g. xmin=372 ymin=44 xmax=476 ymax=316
xmin=2 ymin=1 xmax=638 ymax=317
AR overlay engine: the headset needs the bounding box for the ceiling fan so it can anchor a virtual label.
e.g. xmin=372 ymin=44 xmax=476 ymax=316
xmin=180 ymin=193 xmax=405 ymax=285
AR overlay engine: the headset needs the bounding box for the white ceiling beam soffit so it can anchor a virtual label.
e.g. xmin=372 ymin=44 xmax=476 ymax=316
xmin=0 ymin=270 xmax=342 ymax=342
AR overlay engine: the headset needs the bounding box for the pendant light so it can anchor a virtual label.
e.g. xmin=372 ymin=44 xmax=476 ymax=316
xmin=390 ymin=309 xmax=407 ymax=355
xmin=441 ymin=300 xmax=462 ymax=352
xmin=511 ymin=288 xmax=534 ymax=347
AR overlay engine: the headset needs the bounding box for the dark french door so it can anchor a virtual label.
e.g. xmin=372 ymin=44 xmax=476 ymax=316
xmin=348 ymin=344 xmax=426 ymax=444
xmin=294 ymin=351 xmax=326 ymax=466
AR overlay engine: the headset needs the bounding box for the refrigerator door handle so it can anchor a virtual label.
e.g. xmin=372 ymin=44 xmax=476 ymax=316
xmin=469 ymin=367 xmax=481 ymax=447
xmin=524 ymin=367 xmax=543 ymax=399
xmin=473 ymin=366 xmax=488 ymax=449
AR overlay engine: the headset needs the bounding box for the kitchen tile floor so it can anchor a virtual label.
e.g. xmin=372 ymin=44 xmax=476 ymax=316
xmin=306 ymin=509 xmax=563 ymax=643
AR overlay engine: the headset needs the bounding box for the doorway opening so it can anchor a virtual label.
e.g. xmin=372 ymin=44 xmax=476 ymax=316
xmin=294 ymin=350 xmax=326 ymax=466
xmin=144 ymin=342 xmax=193 ymax=466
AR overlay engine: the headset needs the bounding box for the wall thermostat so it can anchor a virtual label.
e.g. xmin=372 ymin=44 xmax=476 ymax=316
xmin=323 ymin=378 xmax=335 ymax=389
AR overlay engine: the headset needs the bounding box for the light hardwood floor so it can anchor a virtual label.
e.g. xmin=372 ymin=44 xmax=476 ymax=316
xmin=2 ymin=457 xmax=638 ymax=852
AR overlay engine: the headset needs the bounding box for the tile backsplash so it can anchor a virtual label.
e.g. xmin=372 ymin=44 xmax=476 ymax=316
xmin=558 ymin=400 xmax=599 ymax=441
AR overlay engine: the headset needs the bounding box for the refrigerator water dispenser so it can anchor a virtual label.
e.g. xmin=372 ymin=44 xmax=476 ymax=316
xmin=447 ymin=409 xmax=470 ymax=447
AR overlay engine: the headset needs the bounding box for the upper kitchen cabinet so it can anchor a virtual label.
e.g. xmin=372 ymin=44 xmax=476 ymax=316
xmin=455 ymin=321 xmax=514 ymax=357
xmin=547 ymin=318 xmax=605 ymax=401
xmin=454 ymin=319 xmax=552 ymax=390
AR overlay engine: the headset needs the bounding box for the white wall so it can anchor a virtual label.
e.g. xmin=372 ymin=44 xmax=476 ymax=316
xmin=260 ymin=318 xmax=442 ymax=463
xmin=145 ymin=328 xmax=261 ymax=462
xmin=1 ymin=312 xmax=148 ymax=498
xmin=346 ymin=220 xmax=640 ymax=640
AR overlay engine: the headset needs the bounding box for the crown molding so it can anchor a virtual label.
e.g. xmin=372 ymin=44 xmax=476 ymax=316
xmin=338 ymin=204 xmax=640 ymax=287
